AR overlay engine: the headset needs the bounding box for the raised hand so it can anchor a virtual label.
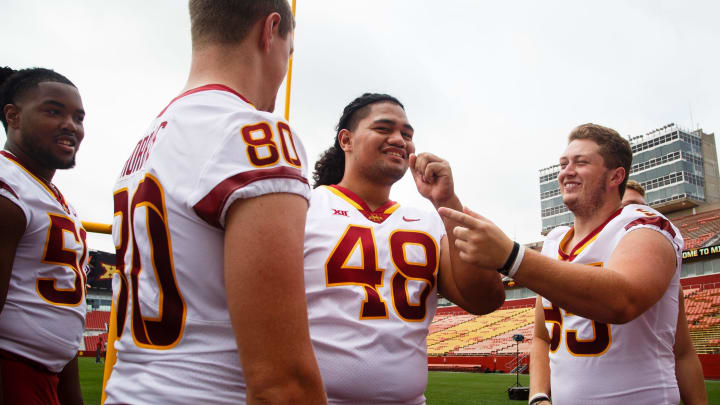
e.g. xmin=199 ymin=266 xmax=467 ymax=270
xmin=438 ymin=205 xmax=515 ymax=270
xmin=409 ymin=152 xmax=455 ymax=207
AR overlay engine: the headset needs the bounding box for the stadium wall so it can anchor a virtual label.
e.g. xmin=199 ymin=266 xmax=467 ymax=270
xmin=681 ymin=272 xmax=720 ymax=289
xmin=428 ymin=355 xmax=524 ymax=373
xmin=700 ymin=354 xmax=720 ymax=379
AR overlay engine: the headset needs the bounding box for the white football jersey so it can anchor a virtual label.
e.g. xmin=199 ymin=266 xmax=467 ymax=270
xmin=304 ymin=185 xmax=445 ymax=405
xmin=0 ymin=151 xmax=88 ymax=373
xmin=540 ymin=205 xmax=682 ymax=405
xmin=104 ymin=85 xmax=311 ymax=404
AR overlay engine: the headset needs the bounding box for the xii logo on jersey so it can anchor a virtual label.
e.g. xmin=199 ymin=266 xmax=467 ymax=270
xmin=332 ymin=209 xmax=349 ymax=217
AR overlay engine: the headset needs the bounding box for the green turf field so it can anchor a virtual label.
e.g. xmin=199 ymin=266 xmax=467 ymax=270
xmin=79 ymin=357 xmax=105 ymax=405
xmin=79 ymin=358 xmax=720 ymax=405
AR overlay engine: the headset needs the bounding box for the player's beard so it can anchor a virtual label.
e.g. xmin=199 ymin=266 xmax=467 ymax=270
xmin=366 ymin=161 xmax=407 ymax=186
xmin=565 ymin=171 xmax=608 ymax=219
xmin=22 ymin=135 xmax=76 ymax=170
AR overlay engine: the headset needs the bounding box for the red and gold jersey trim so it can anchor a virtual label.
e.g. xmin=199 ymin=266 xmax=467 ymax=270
xmin=557 ymin=208 xmax=622 ymax=262
xmin=193 ymin=165 xmax=308 ymax=228
xmin=0 ymin=179 xmax=19 ymax=199
xmin=0 ymin=150 xmax=70 ymax=213
xmin=156 ymin=84 xmax=254 ymax=118
xmin=325 ymin=185 xmax=400 ymax=224
xmin=624 ymin=216 xmax=676 ymax=239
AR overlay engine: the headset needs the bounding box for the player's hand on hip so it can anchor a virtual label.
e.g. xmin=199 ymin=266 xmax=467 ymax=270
xmin=409 ymin=152 xmax=456 ymax=207
xmin=438 ymin=205 xmax=514 ymax=269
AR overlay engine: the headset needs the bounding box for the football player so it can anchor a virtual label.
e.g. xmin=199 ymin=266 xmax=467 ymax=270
xmin=0 ymin=67 xmax=87 ymax=405
xmin=305 ymin=93 xmax=505 ymax=404
xmin=620 ymin=179 xmax=646 ymax=207
xmin=103 ymin=1 xmax=325 ymax=404
xmin=441 ymin=123 xmax=684 ymax=404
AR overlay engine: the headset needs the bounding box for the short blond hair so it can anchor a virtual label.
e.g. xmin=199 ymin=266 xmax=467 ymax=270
xmin=625 ymin=180 xmax=645 ymax=197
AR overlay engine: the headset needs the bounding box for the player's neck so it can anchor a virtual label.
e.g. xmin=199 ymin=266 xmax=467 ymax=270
xmin=4 ymin=143 xmax=56 ymax=183
xmin=571 ymin=198 xmax=622 ymax=244
xmin=184 ymin=45 xmax=272 ymax=112
xmin=336 ymin=176 xmax=392 ymax=212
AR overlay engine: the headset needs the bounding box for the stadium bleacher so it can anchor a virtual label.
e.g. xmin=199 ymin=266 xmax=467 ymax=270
xmin=427 ymin=307 xmax=534 ymax=356
xmin=674 ymin=209 xmax=720 ymax=250
xmin=82 ymin=310 xmax=110 ymax=352
xmin=429 ymin=283 xmax=720 ymax=360
xmin=85 ymin=310 xmax=110 ymax=331
xmin=686 ymin=288 xmax=720 ymax=354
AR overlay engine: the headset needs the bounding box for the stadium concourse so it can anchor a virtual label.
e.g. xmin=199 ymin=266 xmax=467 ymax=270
xmin=79 ymin=206 xmax=720 ymax=377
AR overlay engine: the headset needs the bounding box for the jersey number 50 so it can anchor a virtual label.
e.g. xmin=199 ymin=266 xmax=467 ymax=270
xmin=38 ymin=214 xmax=88 ymax=306
xmin=113 ymin=174 xmax=186 ymax=349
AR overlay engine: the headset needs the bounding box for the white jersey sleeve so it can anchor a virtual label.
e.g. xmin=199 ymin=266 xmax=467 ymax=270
xmin=623 ymin=203 xmax=684 ymax=254
xmin=185 ymin=96 xmax=311 ymax=228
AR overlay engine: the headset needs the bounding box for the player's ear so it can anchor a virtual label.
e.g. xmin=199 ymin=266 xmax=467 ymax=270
xmin=260 ymin=12 xmax=282 ymax=53
xmin=609 ymin=167 xmax=626 ymax=188
xmin=3 ymin=104 xmax=21 ymax=129
xmin=338 ymin=129 xmax=353 ymax=152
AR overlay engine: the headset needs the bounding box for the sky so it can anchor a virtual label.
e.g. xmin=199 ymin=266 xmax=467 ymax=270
xmin=2 ymin=0 xmax=719 ymax=252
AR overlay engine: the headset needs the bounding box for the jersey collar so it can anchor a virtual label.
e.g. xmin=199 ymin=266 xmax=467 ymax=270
xmin=325 ymin=185 xmax=400 ymax=224
xmin=557 ymin=208 xmax=623 ymax=261
xmin=156 ymin=84 xmax=254 ymax=118
xmin=1 ymin=150 xmax=70 ymax=213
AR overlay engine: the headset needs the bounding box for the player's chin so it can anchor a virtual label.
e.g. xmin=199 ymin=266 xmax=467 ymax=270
xmin=378 ymin=166 xmax=407 ymax=184
xmin=562 ymin=196 xmax=578 ymax=210
xmin=54 ymin=155 xmax=77 ymax=170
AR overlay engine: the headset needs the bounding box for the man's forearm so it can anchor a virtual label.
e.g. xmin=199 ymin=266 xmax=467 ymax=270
xmin=676 ymin=352 xmax=707 ymax=405
xmin=514 ymin=248 xmax=671 ymax=324
xmin=529 ymin=339 xmax=551 ymax=397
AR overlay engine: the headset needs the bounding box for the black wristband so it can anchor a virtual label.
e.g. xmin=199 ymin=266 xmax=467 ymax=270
xmin=497 ymin=241 xmax=519 ymax=276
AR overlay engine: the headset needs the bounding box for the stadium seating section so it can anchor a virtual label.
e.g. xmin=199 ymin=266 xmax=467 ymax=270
xmin=429 ymin=284 xmax=720 ymax=358
xmin=673 ymin=209 xmax=720 ymax=250
xmin=82 ymin=311 xmax=110 ymax=351
xmin=86 ymin=310 xmax=110 ymax=331
xmin=686 ymin=288 xmax=720 ymax=354
xmin=428 ymin=307 xmax=534 ymax=356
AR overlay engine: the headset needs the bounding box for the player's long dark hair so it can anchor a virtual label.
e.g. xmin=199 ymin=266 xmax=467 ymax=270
xmin=0 ymin=67 xmax=75 ymax=130
xmin=312 ymin=93 xmax=404 ymax=188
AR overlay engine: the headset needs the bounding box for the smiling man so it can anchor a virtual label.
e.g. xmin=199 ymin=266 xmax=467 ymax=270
xmin=439 ymin=123 xmax=684 ymax=404
xmin=306 ymin=93 xmax=505 ymax=404
xmin=0 ymin=67 xmax=87 ymax=405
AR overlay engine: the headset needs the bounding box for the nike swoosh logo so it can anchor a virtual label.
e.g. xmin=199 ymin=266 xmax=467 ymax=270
xmin=403 ymin=216 xmax=421 ymax=222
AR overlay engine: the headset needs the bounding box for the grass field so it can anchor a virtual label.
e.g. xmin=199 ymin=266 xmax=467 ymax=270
xmin=79 ymin=358 xmax=720 ymax=404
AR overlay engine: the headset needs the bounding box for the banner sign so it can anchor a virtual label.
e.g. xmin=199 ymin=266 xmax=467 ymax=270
xmin=87 ymin=250 xmax=116 ymax=291
xmin=682 ymin=244 xmax=720 ymax=260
